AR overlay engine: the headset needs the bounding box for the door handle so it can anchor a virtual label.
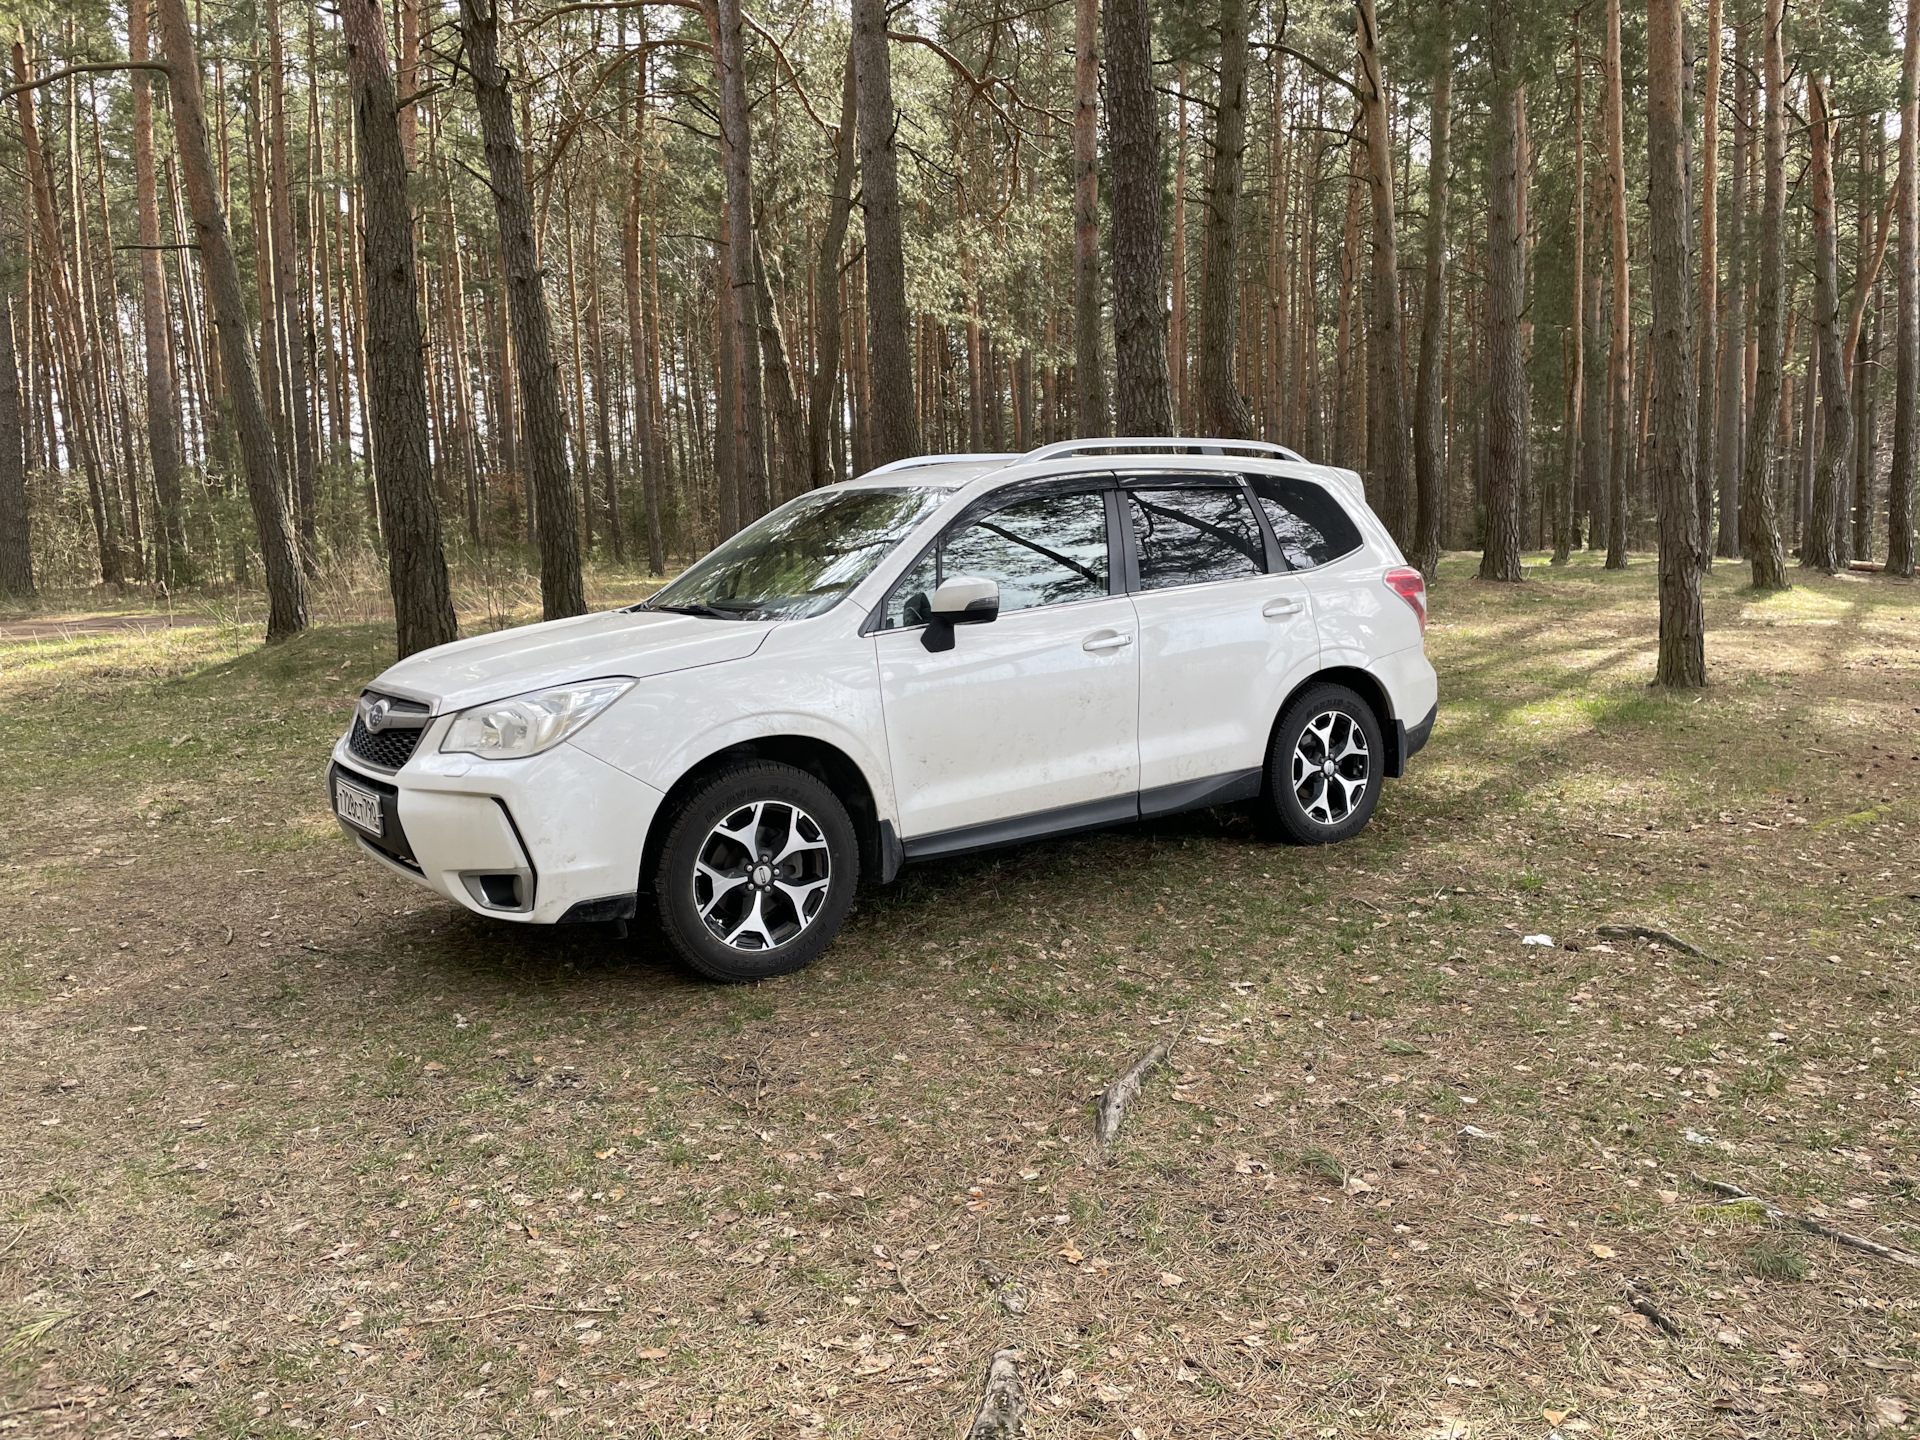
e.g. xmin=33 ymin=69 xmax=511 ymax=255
xmin=1262 ymin=597 xmax=1305 ymax=618
xmin=1082 ymin=630 xmax=1133 ymax=652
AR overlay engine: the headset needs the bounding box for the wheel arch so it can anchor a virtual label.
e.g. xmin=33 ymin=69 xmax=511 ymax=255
xmin=1269 ymin=665 xmax=1404 ymax=778
xmin=640 ymin=735 xmax=891 ymax=897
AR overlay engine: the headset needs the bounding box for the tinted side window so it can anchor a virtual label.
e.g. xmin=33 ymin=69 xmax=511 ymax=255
xmin=1249 ymin=475 xmax=1363 ymax=569
xmin=882 ymin=491 xmax=1109 ymax=627
xmin=1127 ymin=487 xmax=1266 ymax=591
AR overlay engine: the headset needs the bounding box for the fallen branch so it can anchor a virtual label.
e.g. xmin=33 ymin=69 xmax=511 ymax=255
xmin=1693 ymin=1177 xmax=1920 ymax=1269
xmin=1596 ymin=924 xmax=1715 ymax=961
xmin=1625 ymin=1281 xmax=1684 ymax=1338
xmin=1094 ymin=1039 xmax=1171 ymax=1146
xmin=964 ymin=1349 xmax=1026 ymax=1439
xmin=409 ymin=1303 xmax=617 ymax=1326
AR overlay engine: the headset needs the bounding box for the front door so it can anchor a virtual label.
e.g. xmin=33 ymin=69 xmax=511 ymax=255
xmin=874 ymin=487 xmax=1139 ymax=844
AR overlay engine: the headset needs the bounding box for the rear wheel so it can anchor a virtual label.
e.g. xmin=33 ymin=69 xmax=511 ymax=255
xmin=1259 ymin=683 xmax=1384 ymax=845
xmin=654 ymin=761 xmax=858 ymax=982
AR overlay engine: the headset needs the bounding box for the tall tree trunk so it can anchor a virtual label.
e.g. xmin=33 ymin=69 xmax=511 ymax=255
xmin=1741 ymin=0 xmax=1790 ymax=589
xmin=625 ymin=106 xmax=666 ymax=573
xmin=711 ymin=0 xmax=770 ymax=522
xmin=456 ymin=0 xmax=584 ymax=619
xmin=1072 ymin=0 xmax=1110 ymax=436
xmin=1647 ymin=0 xmax=1706 ymax=684
xmin=1413 ymin=1 xmax=1451 ymax=576
xmin=268 ymin=0 xmax=317 ymax=568
xmin=1356 ymin=0 xmax=1411 ymax=545
xmin=1104 ymin=0 xmax=1173 ymax=434
xmin=12 ymin=43 xmax=124 ymax=587
xmin=1694 ymin=0 xmax=1721 ymax=571
xmin=1479 ymin=0 xmax=1525 ymax=582
xmin=0 ymin=226 xmax=30 ymax=598
xmin=343 ymin=0 xmax=458 ymax=657
xmin=754 ymin=242 xmax=807 ymax=502
xmin=1603 ymin=0 xmax=1631 ymax=567
xmin=155 ymin=0 xmax=309 ymax=639
xmin=1335 ymin=114 xmax=1363 ymax=469
xmin=1198 ymin=0 xmax=1254 ymax=438
xmin=853 ymin=0 xmax=920 ymax=463
xmin=808 ymin=52 xmax=858 ymax=486
xmin=1554 ymin=15 xmax=1584 ymax=567
xmin=1891 ymin=0 xmax=1920 ymax=577
xmin=1717 ymin=16 xmax=1749 ymax=558
xmin=130 ymin=0 xmax=190 ymax=584
xmin=1804 ymin=76 xmax=1850 ymax=575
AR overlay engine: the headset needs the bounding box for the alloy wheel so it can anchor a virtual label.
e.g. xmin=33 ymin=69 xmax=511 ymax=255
xmin=1290 ymin=710 xmax=1370 ymax=826
xmin=692 ymin=800 xmax=832 ymax=951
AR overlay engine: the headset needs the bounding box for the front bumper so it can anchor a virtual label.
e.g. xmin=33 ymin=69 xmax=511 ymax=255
xmin=328 ymin=729 xmax=665 ymax=925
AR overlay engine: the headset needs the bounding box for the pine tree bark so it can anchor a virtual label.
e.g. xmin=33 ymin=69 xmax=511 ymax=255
xmin=853 ymin=0 xmax=920 ymax=464
xmin=1741 ymin=0 xmax=1790 ymax=589
xmin=155 ymin=0 xmax=309 ymax=639
xmin=1554 ymin=15 xmax=1584 ymax=567
xmin=1647 ymin=0 xmax=1706 ymax=685
xmin=1602 ymin=0 xmax=1630 ymax=567
xmin=456 ymin=0 xmax=584 ymax=619
xmin=754 ymin=242 xmax=806 ymax=502
xmin=1355 ymin=0 xmax=1411 ymax=545
xmin=808 ymin=52 xmax=859 ymax=486
xmin=130 ymin=0 xmax=190 ymax=584
xmin=1891 ymin=0 xmax=1920 ymax=576
xmin=1199 ymin=0 xmax=1255 ymax=439
xmin=711 ymin=0 xmax=770 ymax=521
xmin=1479 ymin=0 xmax=1525 ymax=582
xmin=1072 ymin=0 xmax=1110 ymax=436
xmin=624 ymin=111 xmax=666 ymax=573
xmin=0 ymin=225 xmax=31 ymax=598
xmin=1104 ymin=0 xmax=1173 ymax=435
xmin=343 ymin=0 xmax=458 ymax=657
xmin=1413 ymin=0 xmax=1451 ymax=577
xmin=1804 ymin=76 xmax=1850 ymax=574
xmin=1694 ymin=0 xmax=1721 ymax=570
xmin=268 ymin=0 xmax=317 ymax=567
xmin=1717 ymin=18 xmax=1749 ymax=558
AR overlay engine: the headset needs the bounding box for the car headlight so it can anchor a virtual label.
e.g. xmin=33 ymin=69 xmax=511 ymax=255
xmin=440 ymin=678 xmax=634 ymax=760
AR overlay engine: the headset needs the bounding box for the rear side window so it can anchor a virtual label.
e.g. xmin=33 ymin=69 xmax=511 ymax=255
xmin=1126 ymin=486 xmax=1266 ymax=590
xmin=1248 ymin=475 xmax=1363 ymax=569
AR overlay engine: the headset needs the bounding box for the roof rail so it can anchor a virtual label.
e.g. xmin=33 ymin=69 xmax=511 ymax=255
xmin=1015 ymin=437 xmax=1309 ymax=465
xmin=861 ymin=452 xmax=1022 ymax=477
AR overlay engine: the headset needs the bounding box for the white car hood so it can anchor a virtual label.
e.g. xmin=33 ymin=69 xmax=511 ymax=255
xmin=366 ymin=609 xmax=771 ymax=713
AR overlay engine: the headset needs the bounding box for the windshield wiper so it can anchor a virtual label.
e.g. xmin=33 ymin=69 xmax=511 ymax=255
xmin=651 ymin=603 xmax=741 ymax=620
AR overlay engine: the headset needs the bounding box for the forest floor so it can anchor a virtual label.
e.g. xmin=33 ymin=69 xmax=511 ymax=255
xmin=1 ymin=552 xmax=1917 ymax=1440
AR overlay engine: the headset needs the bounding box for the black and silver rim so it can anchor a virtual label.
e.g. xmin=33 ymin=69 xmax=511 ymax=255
xmin=692 ymin=800 xmax=832 ymax=951
xmin=1290 ymin=711 xmax=1370 ymax=826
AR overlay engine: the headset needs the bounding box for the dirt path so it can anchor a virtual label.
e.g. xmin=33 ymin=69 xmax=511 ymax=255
xmin=0 ymin=611 xmax=218 ymax=641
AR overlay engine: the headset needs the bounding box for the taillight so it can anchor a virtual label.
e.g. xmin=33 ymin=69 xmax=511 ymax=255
xmin=1384 ymin=567 xmax=1427 ymax=633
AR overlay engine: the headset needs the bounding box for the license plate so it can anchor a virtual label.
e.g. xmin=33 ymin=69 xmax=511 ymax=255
xmin=334 ymin=776 xmax=384 ymax=837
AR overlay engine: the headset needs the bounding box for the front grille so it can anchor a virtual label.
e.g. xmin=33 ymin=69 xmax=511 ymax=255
xmin=345 ymin=691 xmax=432 ymax=771
xmin=348 ymin=716 xmax=423 ymax=770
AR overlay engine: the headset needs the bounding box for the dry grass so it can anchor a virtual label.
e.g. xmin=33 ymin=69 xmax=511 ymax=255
xmin=0 ymin=551 xmax=1916 ymax=1439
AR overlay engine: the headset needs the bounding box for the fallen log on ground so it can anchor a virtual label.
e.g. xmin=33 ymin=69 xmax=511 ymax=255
xmin=1694 ymin=1176 xmax=1920 ymax=1268
xmin=1094 ymin=1038 xmax=1171 ymax=1146
xmin=964 ymin=1348 xmax=1025 ymax=1439
xmin=1596 ymin=923 xmax=1714 ymax=960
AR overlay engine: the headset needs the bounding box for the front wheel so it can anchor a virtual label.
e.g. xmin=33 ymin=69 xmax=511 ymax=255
xmin=654 ymin=761 xmax=859 ymax=982
xmin=1258 ymin=684 xmax=1385 ymax=845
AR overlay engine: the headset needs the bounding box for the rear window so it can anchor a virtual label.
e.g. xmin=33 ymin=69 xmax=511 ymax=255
xmin=1248 ymin=475 xmax=1363 ymax=570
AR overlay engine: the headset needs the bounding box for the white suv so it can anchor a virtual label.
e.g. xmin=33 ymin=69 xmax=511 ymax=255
xmin=328 ymin=440 xmax=1436 ymax=980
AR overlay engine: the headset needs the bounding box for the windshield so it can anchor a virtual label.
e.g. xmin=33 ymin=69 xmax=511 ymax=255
xmin=643 ymin=486 xmax=942 ymax=621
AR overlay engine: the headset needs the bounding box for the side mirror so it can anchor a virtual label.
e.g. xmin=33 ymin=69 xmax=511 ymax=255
xmin=921 ymin=575 xmax=1000 ymax=652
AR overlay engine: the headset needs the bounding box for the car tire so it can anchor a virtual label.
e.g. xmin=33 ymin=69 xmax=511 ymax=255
xmin=1259 ymin=683 xmax=1385 ymax=846
xmin=653 ymin=761 xmax=859 ymax=982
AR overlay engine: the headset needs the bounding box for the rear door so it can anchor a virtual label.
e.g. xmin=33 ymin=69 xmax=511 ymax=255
xmin=1122 ymin=475 xmax=1321 ymax=809
xmin=872 ymin=483 xmax=1140 ymax=845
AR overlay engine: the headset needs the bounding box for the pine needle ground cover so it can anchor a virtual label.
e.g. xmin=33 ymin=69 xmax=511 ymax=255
xmin=1 ymin=554 xmax=1916 ymax=1439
